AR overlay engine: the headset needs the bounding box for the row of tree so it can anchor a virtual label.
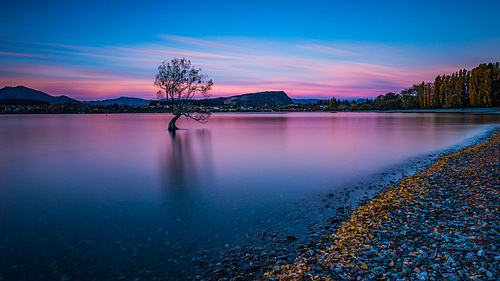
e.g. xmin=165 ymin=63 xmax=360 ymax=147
xmin=326 ymin=92 xmax=420 ymax=111
xmin=327 ymin=62 xmax=500 ymax=111
xmin=409 ymin=62 xmax=500 ymax=109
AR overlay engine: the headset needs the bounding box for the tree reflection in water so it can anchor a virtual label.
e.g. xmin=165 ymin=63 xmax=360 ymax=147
xmin=157 ymin=129 xmax=215 ymax=277
xmin=160 ymin=128 xmax=214 ymax=197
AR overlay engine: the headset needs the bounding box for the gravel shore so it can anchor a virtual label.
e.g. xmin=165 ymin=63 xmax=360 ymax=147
xmin=265 ymin=131 xmax=500 ymax=281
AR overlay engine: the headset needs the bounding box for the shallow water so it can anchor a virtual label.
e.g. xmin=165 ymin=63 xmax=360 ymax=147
xmin=1 ymin=112 xmax=499 ymax=279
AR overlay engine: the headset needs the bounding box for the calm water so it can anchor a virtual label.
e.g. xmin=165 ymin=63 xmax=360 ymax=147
xmin=1 ymin=112 xmax=499 ymax=279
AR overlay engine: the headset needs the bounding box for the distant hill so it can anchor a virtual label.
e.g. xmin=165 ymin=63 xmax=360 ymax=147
xmin=0 ymin=98 xmax=50 ymax=105
xmin=86 ymin=97 xmax=151 ymax=105
xmin=1 ymin=86 xmax=295 ymax=108
xmin=190 ymin=97 xmax=226 ymax=106
xmin=292 ymin=98 xmax=319 ymax=104
xmin=185 ymin=91 xmax=294 ymax=107
xmin=355 ymin=98 xmax=370 ymax=104
xmin=0 ymin=85 xmax=81 ymax=104
xmin=223 ymin=91 xmax=293 ymax=106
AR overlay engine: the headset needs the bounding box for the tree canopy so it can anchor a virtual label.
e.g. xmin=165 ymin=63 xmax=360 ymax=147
xmin=154 ymin=58 xmax=213 ymax=131
xmin=417 ymin=62 xmax=499 ymax=109
xmin=329 ymin=61 xmax=499 ymax=112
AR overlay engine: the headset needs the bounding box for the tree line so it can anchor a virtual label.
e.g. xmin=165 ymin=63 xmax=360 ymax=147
xmin=327 ymin=62 xmax=500 ymax=111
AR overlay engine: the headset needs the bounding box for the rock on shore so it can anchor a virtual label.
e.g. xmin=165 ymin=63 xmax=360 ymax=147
xmin=266 ymin=131 xmax=500 ymax=280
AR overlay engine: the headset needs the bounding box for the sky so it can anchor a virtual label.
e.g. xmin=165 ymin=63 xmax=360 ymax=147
xmin=1 ymin=0 xmax=499 ymax=100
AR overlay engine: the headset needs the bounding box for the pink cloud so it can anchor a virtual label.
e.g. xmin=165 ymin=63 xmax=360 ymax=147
xmin=0 ymin=76 xmax=156 ymax=100
xmin=2 ymin=35 xmax=493 ymax=100
xmin=0 ymin=51 xmax=50 ymax=59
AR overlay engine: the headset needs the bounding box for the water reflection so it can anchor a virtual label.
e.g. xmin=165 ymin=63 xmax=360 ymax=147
xmin=1 ymin=113 xmax=500 ymax=280
xmin=160 ymin=129 xmax=214 ymax=195
xmin=158 ymin=129 xmax=217 ymax=268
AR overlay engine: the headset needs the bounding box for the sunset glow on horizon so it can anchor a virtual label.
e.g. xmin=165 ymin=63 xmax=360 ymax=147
xmin=1 ymin=0 xmax=499 ymax=100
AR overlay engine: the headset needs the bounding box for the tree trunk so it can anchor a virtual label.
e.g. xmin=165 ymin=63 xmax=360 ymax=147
xmin=168 ymin=114 xmax=181 ymax=131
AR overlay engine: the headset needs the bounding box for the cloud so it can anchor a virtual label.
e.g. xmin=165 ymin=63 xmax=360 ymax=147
xmin=1 ymin=35 xmax=497 ymax=100
xmin=0 ymin=75 xmax=155 ymax=100
xmin=298 ymin=44 xmax=357 ymax=56
xmin=0 ymin=51 xmax=51 ymax=59
xmin=158 ymin=34 xmax=240 ymax=51
xmin=117 ymin=46 xmax=240 ymax=61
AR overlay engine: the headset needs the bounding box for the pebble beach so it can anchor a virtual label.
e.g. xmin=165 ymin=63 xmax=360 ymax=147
xmin=264 ymin=130 xmax=500 ymax=281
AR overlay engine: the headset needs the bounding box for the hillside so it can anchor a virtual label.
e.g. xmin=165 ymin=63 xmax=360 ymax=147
xmin=292 ymin=98 xmax=319 ymax=104
xmin=86 ymin=97 xmax=150 ymax=105
xmin=187 ymin=91 xmax=294 ymax=107
xmin=0 ymin=86 xmax=81 ymax=104
xmin=0 ymin=98 xmax=50 ymax=105
xmin=223 ymin=91 xmax=293 ymax=107
xmin=1 ymin=86 xmax=294 ymax=108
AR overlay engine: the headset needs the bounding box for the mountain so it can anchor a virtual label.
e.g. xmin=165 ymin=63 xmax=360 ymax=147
xmin=1 ymin=86 xmax=294 ymax=108
xmin=86 ymin=97 xmax=151 ymax=105
xmin=191 ymin=97 xmax=226 ymax=106
xmin=223 ymin=91 xmax=293 ymax=107
xmin=355 ymin=98 xmax=370 ymax=104
xmin=189 ymin=91 xmax=294 ymax=107
xmin=292 ymin=98 xmax=319 ymax=104
xmin=0 ymin=98 xmax=50 ymax=105
xmin=0 ymin=85 xmax=81 ymax=104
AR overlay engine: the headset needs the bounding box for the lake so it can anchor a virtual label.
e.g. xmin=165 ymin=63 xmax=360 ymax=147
xmin=1 ymin=112 xmax=499 ymax=280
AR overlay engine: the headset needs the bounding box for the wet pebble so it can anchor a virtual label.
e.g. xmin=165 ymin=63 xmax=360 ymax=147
xmin=265 ymin=130 xmax=500 ymax=281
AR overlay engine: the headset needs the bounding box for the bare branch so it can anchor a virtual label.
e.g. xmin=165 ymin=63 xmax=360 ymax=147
xmin=154 ymin=57 xmax=214 ymax=130
xmin=185 ymin=112 xmax=212 ymax=124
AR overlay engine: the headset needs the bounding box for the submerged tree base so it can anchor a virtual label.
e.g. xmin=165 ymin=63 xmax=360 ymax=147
xmin=168 ymin=114 xmax=181 ymax=131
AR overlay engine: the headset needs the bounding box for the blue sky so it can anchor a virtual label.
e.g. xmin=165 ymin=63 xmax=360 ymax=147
xmin=1 ymin=0 xmax=499 ymax=100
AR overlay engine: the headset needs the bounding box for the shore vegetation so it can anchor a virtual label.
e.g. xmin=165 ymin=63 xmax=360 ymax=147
xmin=332 ymin=62 xmax=500 ymax=111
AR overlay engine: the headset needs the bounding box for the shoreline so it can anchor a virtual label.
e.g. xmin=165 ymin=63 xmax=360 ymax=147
xmin=265 ymin=129 xmax=500 ymax=280
xmin=192 ymin=127 xmax=500 ymax=281
xmin=2 ymin=107 xmax=500 ymax=115
xmin=379 ymin=108 xmax=500 ymax=114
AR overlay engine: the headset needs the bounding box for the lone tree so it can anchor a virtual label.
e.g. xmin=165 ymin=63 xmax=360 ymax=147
xmin=154 ymin=58 xmax=214 ymax=131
